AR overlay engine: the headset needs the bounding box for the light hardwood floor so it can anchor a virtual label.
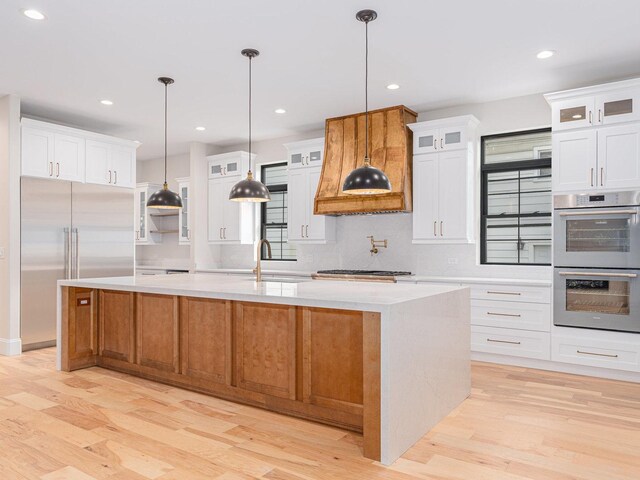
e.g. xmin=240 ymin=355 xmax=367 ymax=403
xmin=0 ymin=349 xmax=638 ymax=479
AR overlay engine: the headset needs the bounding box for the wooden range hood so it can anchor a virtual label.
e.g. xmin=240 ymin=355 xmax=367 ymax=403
xmin=314 ymin=105 xmax=417 ymax=215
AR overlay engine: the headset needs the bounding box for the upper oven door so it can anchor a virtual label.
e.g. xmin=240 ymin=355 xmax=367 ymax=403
xmin=554 ymin=269 xmax=640 ymax=333
xmin=554 ymin=206 xmax=640 ymax=268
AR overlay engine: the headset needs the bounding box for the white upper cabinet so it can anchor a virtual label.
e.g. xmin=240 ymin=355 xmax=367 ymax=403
xmin=207 ymin=152 xmax=254 ymax=244
xmin=552 ymin=130 xmax=597 ymax=192
xmin=22 ymin=126 xmax=54 ymax=178
xmin=134 ymin=183 xmax=162 ymax=245
xmin=176 ymin=177 xmax=191 ymax=245
xmin=207 ymin=152 xmax=249 ymax=178
xmin=412 ymin=121 xmax=471 ymax=155
xmin=285 ymin=138 xmax=324 ymax=169
xmin=21 ymin=118 xmax=137 ymax=187
xmin=409 ymin=116 xmax=478 ymax=244
xmin=546 ymin=78 xmax=640 ymax=193
xmin=85 ymin=141 xmax=136 ymax=188
xmin=284 ymin=138 xmax=335 ymax=243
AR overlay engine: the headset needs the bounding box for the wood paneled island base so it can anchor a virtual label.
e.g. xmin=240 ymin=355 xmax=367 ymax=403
xmin=61 ymin=288 xmax=382 ymax=459
xmin=57 ymin=274 xmax=470 ymax=464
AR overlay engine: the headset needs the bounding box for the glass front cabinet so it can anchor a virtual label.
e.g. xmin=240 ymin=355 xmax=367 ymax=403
xmin=176 ymin=177 xmax=191 ymax=245
xmin=134 ymin=183 xmax=162 ymax=245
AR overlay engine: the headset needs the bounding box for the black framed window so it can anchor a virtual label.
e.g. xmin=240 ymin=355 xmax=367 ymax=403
xmin=481 ymin=128 xmax=552 ymax=265
xmin=260 ymin=163 xmax=296 ymax=261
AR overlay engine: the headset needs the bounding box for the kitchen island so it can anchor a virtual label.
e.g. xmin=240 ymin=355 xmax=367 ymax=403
xmin=57 ymin=273 xmax=470 ymax=465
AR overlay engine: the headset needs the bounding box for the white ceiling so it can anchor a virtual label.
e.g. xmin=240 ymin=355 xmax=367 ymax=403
xmin=2 ymin=0 xmax=640 ymax=160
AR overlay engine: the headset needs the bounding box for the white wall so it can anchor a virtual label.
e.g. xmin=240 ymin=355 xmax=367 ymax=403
xmin=214 ymin=93 xmax=552 ymax=280
xmin=135 ymin=153 xmax=191 ymax=268
xmin=138 ymin=93 xmax=553 ymax=280
xmin=0 ymin=95 xmax=22 ymax=355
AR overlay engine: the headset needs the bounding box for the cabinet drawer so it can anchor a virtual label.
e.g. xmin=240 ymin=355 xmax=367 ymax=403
xmin=552 ymin=336 xmax=640 ymax=372
xmin=470 ymin=284 xmax=551 ymax=304
xmin=471 ymin=326 xmax=550 ymax=360
xmin=471 ymin=300 xmax=550 ymax=332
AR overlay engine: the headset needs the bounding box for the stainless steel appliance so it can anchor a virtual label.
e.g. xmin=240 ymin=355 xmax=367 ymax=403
xmin=553 ymin=191 xmax=640 ymax=333
xmin=21 ymin=178 xmax=134 ymax=350
xmin=554 ymin=268 xmax=640 ymax=333
xmin=554 ymin=191 xmax=640 ymax=269
xmin=312 ymin=270 xmax=412 ymax=283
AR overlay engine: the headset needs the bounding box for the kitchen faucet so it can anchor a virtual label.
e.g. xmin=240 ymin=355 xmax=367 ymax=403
xmin=254 ymin=239 xmax=272 ymax=282
xmin=368 ymin=236 xmax=388 ymax=256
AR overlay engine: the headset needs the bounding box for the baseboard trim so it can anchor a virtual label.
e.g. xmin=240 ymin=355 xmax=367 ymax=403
xmin=471 ymin=352 xmax=640 ymax=383
xmin=0 ymin=338 xmax=22 ymax=356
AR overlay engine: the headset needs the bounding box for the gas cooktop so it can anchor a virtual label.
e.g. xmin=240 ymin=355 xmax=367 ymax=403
xmin=312 ymin=270 xmax=412 ymax=283
xmin=316 ymin=270 xmax=412 ymax=276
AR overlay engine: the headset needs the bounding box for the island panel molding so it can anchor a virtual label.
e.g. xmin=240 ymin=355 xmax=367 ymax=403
xmin=98 ymin=290 xmax=135 ymax=363
xmin=57 ymin=274 xmax=470 ymax=465
xmin=136 ymin=293 xmax=180 ymax=373
xmin=179 ymin=297 xmax=232 ymax=385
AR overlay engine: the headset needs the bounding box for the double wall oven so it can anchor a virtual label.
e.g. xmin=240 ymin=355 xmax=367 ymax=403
xmin=553 ymin=191 xmax=640 ymax=333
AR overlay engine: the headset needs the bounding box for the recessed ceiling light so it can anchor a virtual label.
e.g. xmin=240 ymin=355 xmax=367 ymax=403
xmin=100 ymin=99 xmax=114 ymax=105
xmin=572 ymin=114 xmax=583 ymax=119
xmin=195 ymin=126 xmax=206 ymax=131
xmin=274 ymin=108 xmax=286 ymax=114
xmin=22 ymin=9 xmax=46 ymax=20
xmin=386 ymin=84 xmax=400 ymax=90
xmin=536 ymin=50 xmax=555 ymax=59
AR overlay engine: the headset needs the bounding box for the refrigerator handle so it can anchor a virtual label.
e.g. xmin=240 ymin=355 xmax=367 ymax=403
xmin=64 ymin=227 xmax=71 ymax=280
xmin=73 ymin=228 xmax=80 ymax=279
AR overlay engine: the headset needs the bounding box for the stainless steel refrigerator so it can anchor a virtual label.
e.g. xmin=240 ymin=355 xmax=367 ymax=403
xmin=21 ymin=177 xmax=134 ymax=350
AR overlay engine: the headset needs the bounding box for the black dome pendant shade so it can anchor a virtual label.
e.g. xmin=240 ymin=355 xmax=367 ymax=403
xmin=229 ymin=49 xmax=271 ymax=203
xmin=147 ymin=77 xmax=183 ymax=209
xmin=342 ymin=9 xmax=392 ymax=195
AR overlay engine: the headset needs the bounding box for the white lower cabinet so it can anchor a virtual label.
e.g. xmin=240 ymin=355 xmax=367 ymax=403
xmin=471 ymin=300 xmax=550 ymax=332
xmin=472 ymin=326 xmax=551 ymax=360
xmin=552 ymin=331 xmax=640 ymax=372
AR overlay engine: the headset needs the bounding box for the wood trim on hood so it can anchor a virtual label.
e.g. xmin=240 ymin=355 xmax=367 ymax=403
xmin=314 ymin=105 xmax=417 ymax=215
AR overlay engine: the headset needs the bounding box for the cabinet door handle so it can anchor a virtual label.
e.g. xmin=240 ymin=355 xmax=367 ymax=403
xmin=433 ymin=221 xmax=437 ymax=236
xmin=305 ymin=225 xmax=309 ymax=237
xmin=487 ymin=312 xmax=522 ymax=318
xmin=49 ymin=162 xmax=53 ymax=176
xmin=301 ymin=225 xmax=304 ymax=238
xmin=577 ymin=349 xmax=618 ymax=358
xmin=440 ymin=138 xmax=444 ymax=149
xmin=219 ymin=227 xmax=223 ymax=239
xmin=56 ymin=163 xmax=60 ymax=177
xmin=223 ymin=227 xmax=226 ymax=239
xmin=114 ymin=171 xmax=118 ymax=185
xmin=590 ymin=168 xmax=594 ymax=187
xmin=589 ymin=110 xmax=593 ymax=124
xmin=600 ymin=167 xmax=604 ymax=187
xmin=487 ymin=338 xmax=521 ymax=345
xmin=187 ymin=229 xmax=191 ymax=240
xmin=598 ymin=109 xmax=602 ymax=123
xmin=109 ymin=170 xmax=112 ymax=184
xmin=440 ymin=221 xmax=443 ymax=236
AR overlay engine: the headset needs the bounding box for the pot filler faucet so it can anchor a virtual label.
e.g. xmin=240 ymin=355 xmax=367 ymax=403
xmin=368 ymin=236 xmax=388 ymax=256
xmin=254 ymin=239 xmax=272 ymax=282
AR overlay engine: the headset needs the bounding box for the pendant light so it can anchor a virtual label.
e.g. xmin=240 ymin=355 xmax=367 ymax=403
xmin=147 ymin=77 xmax=183 ymax=209
xmin=229 ymin=49 xmax=271 ymax=203
xmin=342 ymin=9 xmax=392 ymax=195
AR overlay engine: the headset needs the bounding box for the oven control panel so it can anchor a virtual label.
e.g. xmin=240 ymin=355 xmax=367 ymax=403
xmin=555 ymin=191 xmax=639 ymax=209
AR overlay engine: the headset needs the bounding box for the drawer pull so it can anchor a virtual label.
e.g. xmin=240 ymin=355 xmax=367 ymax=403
xmin=487 ymin=290 xmax=521 ymax=296
xmin=487 ymin=312 xmax=522 ymax=318
xmin=577 ymin=350 xmax=618 ymax=358
xmin=487 ymin=338 xmax=521 ymax=345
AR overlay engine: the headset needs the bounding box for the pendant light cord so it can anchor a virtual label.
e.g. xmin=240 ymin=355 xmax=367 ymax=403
xmin=164 ymin=81 xmax=168 ymax=186
xmin=364 ymin=18 xmax=369 ymax=165
xmin=248 ymin=55 xmax=252 ymax=175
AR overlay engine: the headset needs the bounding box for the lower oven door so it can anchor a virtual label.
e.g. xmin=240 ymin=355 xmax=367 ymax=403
xmin=554 ymin=269 xmax=640 ymax=333
xmin=554 ymin=206 xmax=640 ymax=268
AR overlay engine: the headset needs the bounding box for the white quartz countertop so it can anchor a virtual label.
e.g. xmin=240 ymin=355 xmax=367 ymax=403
xmin=58 ymin=273 xmax=465 ymax=312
